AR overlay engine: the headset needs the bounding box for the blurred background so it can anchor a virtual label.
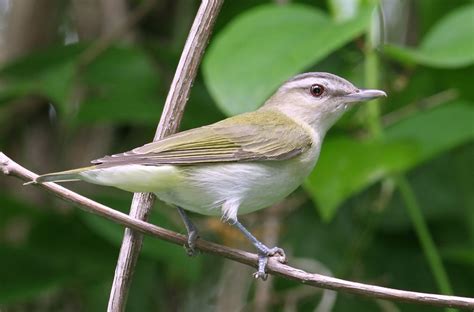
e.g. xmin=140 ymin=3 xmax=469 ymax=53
xmin=0 ymin=0 xmax=473 ymax=311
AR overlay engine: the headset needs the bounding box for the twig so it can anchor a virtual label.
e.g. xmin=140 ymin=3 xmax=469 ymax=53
xmin=1 ymin=152 xmax=474 ymax=310
xmin=107 ymin=1 xmax=223 ymax=311
xmin=382 ymin=89 xmax=459 ymax=127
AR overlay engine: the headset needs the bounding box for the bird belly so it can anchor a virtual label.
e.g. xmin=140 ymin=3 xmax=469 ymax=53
xmin=155 ymin=155 xmax=318 ymax=217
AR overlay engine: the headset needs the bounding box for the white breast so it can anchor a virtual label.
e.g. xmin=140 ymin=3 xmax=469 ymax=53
xmin=156 ymin=141 xmax=321 ymax=219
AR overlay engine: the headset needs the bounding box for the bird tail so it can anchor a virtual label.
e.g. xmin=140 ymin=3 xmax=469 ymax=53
xmin=27 ymin=166 xmax=96 ymax=185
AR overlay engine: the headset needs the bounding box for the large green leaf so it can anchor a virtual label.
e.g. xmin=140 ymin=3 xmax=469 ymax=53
xmin=304 ymin=136 xmax=417 ymax=221
xmin=305 ymin=101 xmax=474 ymax=221
xmin=203 ymin=3 xmax=372 ymax=116
xmin=384 ymin=4 xmax=474 ymax=68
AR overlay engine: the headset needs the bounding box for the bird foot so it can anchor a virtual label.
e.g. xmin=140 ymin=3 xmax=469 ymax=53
xmin=183 ymin=229 xmax=199 ymax=257
xmin=253 ymin=245 xmax=287 ymax=280
xmin=176 ymin=207 xmax=200 ymax=256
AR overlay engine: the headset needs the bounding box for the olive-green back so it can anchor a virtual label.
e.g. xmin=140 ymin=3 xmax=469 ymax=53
xmin=93 ymin=110 xmax=313 ymax=167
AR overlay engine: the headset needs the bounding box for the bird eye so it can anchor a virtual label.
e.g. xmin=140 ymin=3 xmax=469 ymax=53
xmin=310 ymin=84 xmax=325 ymax=97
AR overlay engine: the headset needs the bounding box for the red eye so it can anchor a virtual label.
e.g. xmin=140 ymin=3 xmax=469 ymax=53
xmin=310 ymin=84 xmax=325 ymax=97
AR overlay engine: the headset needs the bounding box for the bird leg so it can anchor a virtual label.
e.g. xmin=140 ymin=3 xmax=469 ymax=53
xmin=176 ymin=207 xmax=199 ymax=256
xmin=230 ymin=218 xmax=286 ymax=280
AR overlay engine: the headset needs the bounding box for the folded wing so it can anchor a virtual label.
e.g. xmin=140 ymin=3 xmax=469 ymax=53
xmin=92 ymin=110 xmax=313 ymax=167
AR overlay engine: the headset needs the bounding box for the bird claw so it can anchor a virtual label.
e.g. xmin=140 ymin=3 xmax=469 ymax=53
xmin=183 ymin=230 xmax=199 ymax=257
xmin=176 ymin=207 xmax=200 ymax=257
xmin=253 ymin=246 xmax=287 ymax=280
xmin=266 ymin=247 xmax=287 ymax=263
xmin=253 ymin=269 xmax=268 ymax=280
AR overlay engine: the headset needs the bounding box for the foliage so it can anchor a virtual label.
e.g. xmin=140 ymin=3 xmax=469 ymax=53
xmin=0 ymin=0 xmax=472 ymax=311
xmin=203 ymin=2 xmax=372 ymax=115
xmin=384 ymin=4 xmax=474 ymax=68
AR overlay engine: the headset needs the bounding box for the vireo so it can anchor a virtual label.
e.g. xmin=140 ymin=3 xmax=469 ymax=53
xmin=32 ymin=72 xmax=386 ymax=279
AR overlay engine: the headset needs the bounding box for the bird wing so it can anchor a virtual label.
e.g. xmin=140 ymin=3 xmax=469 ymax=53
xmin=92 ymin=110 xmax=313 ymax=167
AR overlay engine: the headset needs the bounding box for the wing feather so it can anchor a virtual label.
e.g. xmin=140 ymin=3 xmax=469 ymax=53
xmin=93 ymin=110 xmax=313 ymax=167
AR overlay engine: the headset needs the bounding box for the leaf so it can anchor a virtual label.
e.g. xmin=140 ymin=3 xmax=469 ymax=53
xmin=305 ymin=101 xmax=474 ymax=221
xmin=384 ymin=102 xmax=474 ymax=159
xmin=442 ymin=247 xmax=474 ymax=266
xmin=0 ymin=44 xmax=85 ymax=109
xmin=0 ymin=44 xmax=162 ymax=124
xmin=384 ymin=4 xmax=474 ymax=68
xmin=305 ymin=137 xmax=418 ymax=221
xmin=202 ymin=3 xmax=373 ymax=116
xmin=77 ymin=46 xmax=163 ymax=124
xmin=0 ymin=44 xmax=84 ymax=78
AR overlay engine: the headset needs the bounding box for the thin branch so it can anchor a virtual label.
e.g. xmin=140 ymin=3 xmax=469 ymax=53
xmin=108 ymin=1 xmax=223 ymax=311
xmin=1 ymin=152 xmax=473 ymax=310
xmin=382 ymin=89 xmax=459 ymax=127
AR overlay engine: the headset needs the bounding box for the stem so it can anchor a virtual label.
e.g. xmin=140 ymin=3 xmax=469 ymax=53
xmin=395 ymin=175 xmax=454 ymax=296
xmin=107 ymin=1 xmax=223 ymax=311
xmin=363 ymin=7 xmax=454 ymax=305
xmin=364 ymin=31 xmax=383 ymax=138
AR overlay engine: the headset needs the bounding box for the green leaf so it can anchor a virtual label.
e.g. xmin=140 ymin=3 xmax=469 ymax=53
xmin=384 ymin=4 xmax=474 ymax=68
xmin=442 ymin=247 xmax=474 ymax=266
xmin=0 ymin=44 xmax=162 ymax=124
xmin=203 ymin=3 xmax=372 ymax=116
xmin=0 ymin=44 xmax=85 ymax=109
xmin=384 ymin=102 xmax=474 ymax=159
xmin=0 ymin=44 xmax=84 ymax=78
xmin=77 ymin=46 xmax=163 ymax=124
xmin=305 ymin=101 xmax=474 ymax=221
xmin=304 ymin=137 xmax=417 ymax=221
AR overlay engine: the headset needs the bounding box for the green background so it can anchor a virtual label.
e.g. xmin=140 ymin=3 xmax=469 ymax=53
xmin=0 ymin=0 xmax=473 ymax=311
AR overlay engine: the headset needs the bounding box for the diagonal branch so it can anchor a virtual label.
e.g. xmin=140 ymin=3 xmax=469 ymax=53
xmin=1 ymin=152 xmax=474 ymax=310
xmin=107 ymin=1 xmax=223 ymax=311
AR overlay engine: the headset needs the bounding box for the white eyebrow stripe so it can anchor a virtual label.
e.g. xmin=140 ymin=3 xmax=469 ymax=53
xmin=280 ymin=77 xmax=320 ymax=90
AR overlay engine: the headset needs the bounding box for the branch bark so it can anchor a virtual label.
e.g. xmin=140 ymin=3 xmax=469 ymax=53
xmin=1 ymin=152 xmax=473 ymax=310
xmin=107 ymin=1 xmax=223 ymax=311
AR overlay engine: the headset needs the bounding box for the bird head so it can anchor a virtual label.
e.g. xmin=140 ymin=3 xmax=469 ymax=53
xmin=262 ymin=72 xmax=386 ymax=135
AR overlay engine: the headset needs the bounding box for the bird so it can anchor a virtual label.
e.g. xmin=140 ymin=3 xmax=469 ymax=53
xmin=31 ymin=72 xmax=386 ymax=279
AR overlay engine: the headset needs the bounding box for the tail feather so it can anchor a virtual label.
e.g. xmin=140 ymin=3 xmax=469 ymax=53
xmin=32 ymin=166 xmax=96 ymax=184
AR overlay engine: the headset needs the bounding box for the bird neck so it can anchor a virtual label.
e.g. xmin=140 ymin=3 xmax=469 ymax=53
xmin=261 ymin=98 xmax=341 ymax=139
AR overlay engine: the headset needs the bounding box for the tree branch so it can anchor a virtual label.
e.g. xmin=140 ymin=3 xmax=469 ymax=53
xmin=107 ymin=1 xmax=223 ymax=311
xmin=1 ymin=152 xmax=473 ymax=310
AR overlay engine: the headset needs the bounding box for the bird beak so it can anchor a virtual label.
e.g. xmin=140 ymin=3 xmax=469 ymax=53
xmin=344 ymin=89 xmax=387 ymax=103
